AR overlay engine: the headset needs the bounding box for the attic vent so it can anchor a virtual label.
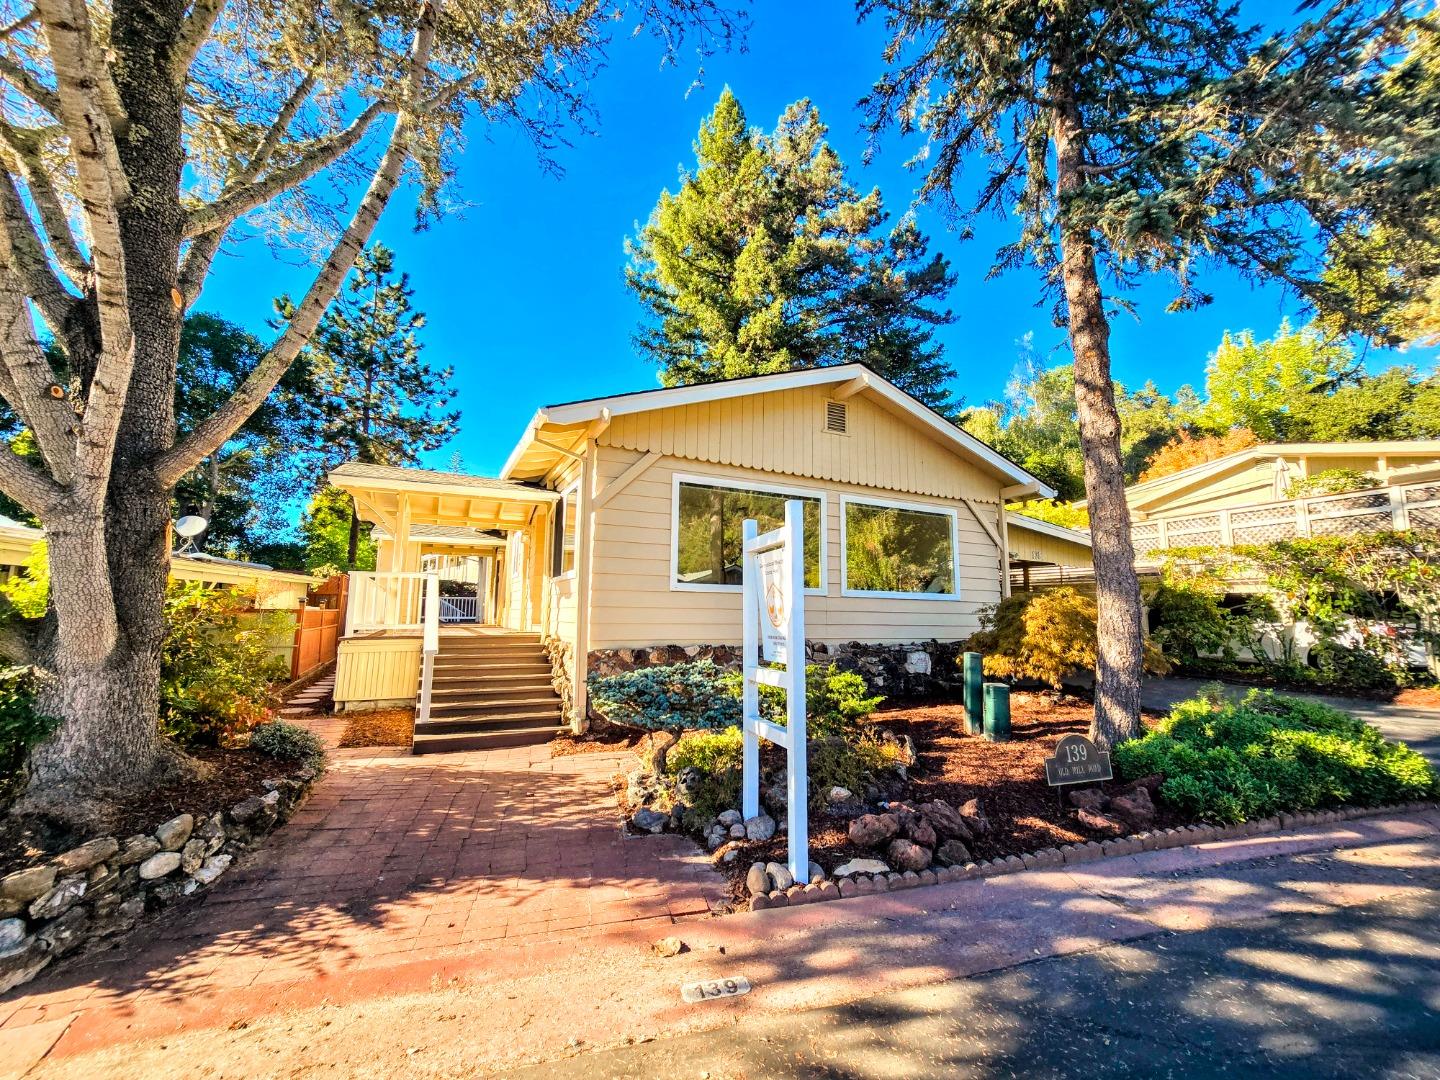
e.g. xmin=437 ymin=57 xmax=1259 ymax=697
xmin=824 ymin=399 xmax=848 ymax=434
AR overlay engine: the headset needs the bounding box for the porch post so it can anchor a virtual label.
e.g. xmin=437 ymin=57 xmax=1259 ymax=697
xmin=571 ymin=445 xmax=598 ymax=734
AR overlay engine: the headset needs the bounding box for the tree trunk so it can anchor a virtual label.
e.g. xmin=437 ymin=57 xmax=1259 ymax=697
xmin=1051 ymin=95 xmax=1146 ymax=749
xmin=347 ymin=504 xmax=360 ymax=568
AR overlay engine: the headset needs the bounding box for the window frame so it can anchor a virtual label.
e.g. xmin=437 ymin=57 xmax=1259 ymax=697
xmin=669 ymin=471 xmax=828 ymax=595
xmin=839 ymin=493 xmax=962 ymax=601
xmin=550 ymin=477 xmax=580 ymax=581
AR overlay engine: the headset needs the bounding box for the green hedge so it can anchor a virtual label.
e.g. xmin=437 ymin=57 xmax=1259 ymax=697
xmin=1114 ymin=687 xmax=1439 ymax=824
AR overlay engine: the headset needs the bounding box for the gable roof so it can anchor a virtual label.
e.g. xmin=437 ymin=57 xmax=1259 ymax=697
xmin=1121 ymin=439 xmax=1440 ymax=512
xmin=501 ymin=363 xmax=1054 ymax=497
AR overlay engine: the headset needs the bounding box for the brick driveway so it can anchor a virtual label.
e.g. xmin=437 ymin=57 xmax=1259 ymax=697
xmin=1 ymin=743 xmax=725 ymax=1033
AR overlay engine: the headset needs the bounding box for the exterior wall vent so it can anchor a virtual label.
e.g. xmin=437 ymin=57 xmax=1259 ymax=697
xmin=824 ymin=399 xmax=848 ymax=434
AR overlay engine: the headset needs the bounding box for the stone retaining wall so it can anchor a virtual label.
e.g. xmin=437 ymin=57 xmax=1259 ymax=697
xmin=587 ymin=639 xmax=966 ymax=699
xmin=0 ymin=764 xmax=320 ymax=994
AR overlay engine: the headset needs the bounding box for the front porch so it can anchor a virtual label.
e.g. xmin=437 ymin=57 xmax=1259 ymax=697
xmin=328 ymin=462 xmax=573 ymax=751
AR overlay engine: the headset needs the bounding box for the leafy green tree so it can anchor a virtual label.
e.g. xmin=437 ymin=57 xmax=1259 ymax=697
xmin=861 ymin=0 xmax=1437 ymax=746
xmin=289 ymin=244 xmax=461 ymax=566
xmin=299 ymin=486 xmax=377 ymax=573
xmin=627 ymin=90 xmax=961 ymax=416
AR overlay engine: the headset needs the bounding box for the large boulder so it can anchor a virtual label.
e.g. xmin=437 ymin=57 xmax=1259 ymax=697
xmin=886 ymin=838 xmax=932 ymax=872
xmin=0 ymin=866 xmax=56 ymax=904
xmin=935 ymin=839 xmax=972 ymax=867
xmin=900 ymin=812 xmax=937 ymax=849
xmin=744 ymin=814 xmax=777 ymax=842
xmin=1108 ymin=787 xmax=1156 ymax=829
xmin=1076 ymin=808 xmax=1124 ymax=836
xmin=916 ymin=800 xmax=974 ymax=843
xmin=1067 ymin=787 xmax=1108 ymax=811
xmin=847 ymin=813 xmax=900 ymax=849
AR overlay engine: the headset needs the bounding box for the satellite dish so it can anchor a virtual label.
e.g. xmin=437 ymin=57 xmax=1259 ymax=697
xmin=175 ymin=515 xmax=208 ymax=538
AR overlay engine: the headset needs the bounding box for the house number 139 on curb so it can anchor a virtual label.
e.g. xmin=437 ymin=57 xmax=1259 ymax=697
xmin=681 ymin=976 xmax=752 ymax=1003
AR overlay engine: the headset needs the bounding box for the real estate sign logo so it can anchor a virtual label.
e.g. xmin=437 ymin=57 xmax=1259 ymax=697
xmin=753 ymin=544 xmax=789 ymax=665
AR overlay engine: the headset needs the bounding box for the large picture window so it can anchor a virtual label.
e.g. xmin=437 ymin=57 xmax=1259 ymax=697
xmin=673 ymin=477 xmax=823 ymax=590
xmin=842 ymin=497 xmax=958 ymax=599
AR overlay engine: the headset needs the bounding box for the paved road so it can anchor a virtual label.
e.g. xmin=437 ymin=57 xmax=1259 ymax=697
xmin=1142 ymin=675 xmax=1440 ymax=767
xmin=521 ymin=860 xmax=1440 ymax=1079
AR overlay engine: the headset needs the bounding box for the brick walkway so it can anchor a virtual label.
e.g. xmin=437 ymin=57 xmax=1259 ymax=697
xmin=1 ymin=743 xmax=725 ymax=1034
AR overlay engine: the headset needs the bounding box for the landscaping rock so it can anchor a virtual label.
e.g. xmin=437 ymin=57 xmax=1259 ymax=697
xmin=0 ymin=866 xmax=56 ymax=903
xmin=0 ymin=918 xmax=25 ymax=952
xmin=765 ymin=861 xmax=795 ymax=891
xmin=180 ymin=838 xmax=207 ymax=875
xmin=155 ymin=813 xmax=194 ymax=851
xmin=1076 ymin=808 xmax=1124 ymax=836
xmin=117 ymin=834 xmax=161 ymax=867
xmin=0 ymin=940 xmax=49 ymax=995
xmin=711 ymin=841 xmax=744 ymax=865
xmin=886 ymin=838 xmax=932 ymax=872
xmin=900 ymin=813 xmax=937 ymax=849
xmin=728 ymin=823 xmax=746 ymax=839
xmin=1109 ymin=786 xmax=1156 ymax=829
xmin=717 ymin=809 xmax=743 ymax=828
xmin=847 ymin=812 xmax=900 ymax=848
xmin=705 ymin=827 xmax=726 ymax=851
xmin=36 ymin=907 xmax=89 ymax=958
xmin=1068 ymin=787 xmax=1108 ymax=811
xmin=228 ymin=797 xmax=267 ymax=825
xmin=826 ymin=786 xmax=854 ymax=805
xmin=958 ymin=798 xmax=990 ymax=837
xmin=630 ymin=807 xmax=668 ymax=834
xmin=833 ymin=858 xmax=890 ymax=876
xmin=138 ymin=851 xmax=183 ymax=880
xmin=51 ymin=837 xmax=119 ymax=875
xmin=192 ymin=855 xmax=232 ymax=886
xmin=196 ymin=813 xmax=226 ymax=856
xmin=808 ymin=861 xmax=825 ymax=884
xmin=650 ymin=936 xmax=687 ymax=957
xmin=916 ymin=800 xmax=973 ymax=843
xmin=935 ymin=839 xmax=972 ymax=867
xmin=744 ymin=813 xmax=777 ymax=842
xmin=746 ymin=862 xmax=771 ymax=896
xmin=29 ymin=874 xmax=86 ymax=920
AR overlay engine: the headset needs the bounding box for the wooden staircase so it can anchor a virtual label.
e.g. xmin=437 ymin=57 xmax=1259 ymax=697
xmin=412 ymin=630 xmax=568 ymax=754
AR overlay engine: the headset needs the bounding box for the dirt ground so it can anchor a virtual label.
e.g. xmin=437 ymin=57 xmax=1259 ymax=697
xmin=729 ymin=695 xmax=1181 ymax=902
xmin=0 ymin=746 xmax=304 ymax=876
xmin=338 ymin=709 xmax=414 ymax=748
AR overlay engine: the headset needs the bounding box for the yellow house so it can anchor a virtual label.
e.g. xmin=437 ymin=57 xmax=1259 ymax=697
xmin=331 ymin=364 xmax=1064 ymax=753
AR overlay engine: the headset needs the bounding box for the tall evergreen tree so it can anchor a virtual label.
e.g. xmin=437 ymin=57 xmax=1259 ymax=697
xmin=289 ymin=244 xmax=461 ymax=566
xmin=627 ymin=90 xmax=962 ymax=416
xmin=862 ymin=0 xmax=1440 ymax=747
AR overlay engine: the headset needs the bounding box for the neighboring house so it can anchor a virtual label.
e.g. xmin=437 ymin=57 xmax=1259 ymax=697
xmin=328 ymin=363 xmax=1067 ymax=753
xmin=1005 ymin=513 xmax=1093 ymax=590
xmin=1120 ymin=441 xmax=1440 ymax=556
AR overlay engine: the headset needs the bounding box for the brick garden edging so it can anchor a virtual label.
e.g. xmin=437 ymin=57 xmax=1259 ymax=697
xmin=0 ymin=763 xmax=323 ymax=994
xmin=747 ymin=800 xmax=1440 ymax=911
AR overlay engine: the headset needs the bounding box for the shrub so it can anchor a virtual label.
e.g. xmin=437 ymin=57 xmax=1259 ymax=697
xmin=160 ymin=581 xmax=291 ymax=746
xmin=1287 ymin=469 xmax=1377 ymax=499
xmin=0 ymin=666 xmax=55 ymax=797
xmin=588 ymin=659 xmax=740 ymax=731
xmin=967 ymin=587 xmax=1169 ymax=688
xmin=665 ymin=726 xmax=743 ymax=775
xmin=1146 ymin=581 xmax=1241 ymax=667
xmin=807 ymin=735 xmax=906 ymax=810
xmin=249 ymin=720 xmax=327 ymax=767
xmin=1113 ymin=688 xmax=1439 ymax=823
xmin=730 ymin=663 xmax=885 ymax=740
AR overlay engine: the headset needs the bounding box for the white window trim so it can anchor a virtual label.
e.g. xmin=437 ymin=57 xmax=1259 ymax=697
xmin=670 ymin=471 xmax=828 ymax=595
xmin=839 ymin=493 xmax=962 ymax=601
xmin=551 ymin=477 xmax=581 ymax=581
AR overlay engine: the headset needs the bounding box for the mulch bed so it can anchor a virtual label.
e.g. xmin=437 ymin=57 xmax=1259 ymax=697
xmin=1393 ymin=686 xmax=1440 ymax=710
xmin=718 ymin=694 xmax=1185 ymax=905
xmin=552 ymin=727 xmax=647 ymax=757
xmin=339 ymin=709 xmax=415 ymax=749
xmin=0 ymin=747 xmax=297 ymax=877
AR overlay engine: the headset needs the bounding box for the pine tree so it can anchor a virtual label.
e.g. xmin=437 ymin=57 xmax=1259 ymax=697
xmin=860 ymin=0 xmax=1437 ymax=747
xmin=627 ymin=90 xmax=961 ymax=416
xmin=290 ymin=244 xmax=461 ymax=566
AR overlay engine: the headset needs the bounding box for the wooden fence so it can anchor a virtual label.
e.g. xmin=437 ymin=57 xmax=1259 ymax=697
xmin=290 ymin=575 xmax=348 ymax=681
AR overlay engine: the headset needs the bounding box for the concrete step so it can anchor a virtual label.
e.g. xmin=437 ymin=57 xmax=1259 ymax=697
xmin=412 ymin=723 xmax=567 ymax=754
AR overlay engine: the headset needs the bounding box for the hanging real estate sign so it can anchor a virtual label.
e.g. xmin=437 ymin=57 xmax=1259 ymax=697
xmin=752 ymin=543 xmax=791 ymax=665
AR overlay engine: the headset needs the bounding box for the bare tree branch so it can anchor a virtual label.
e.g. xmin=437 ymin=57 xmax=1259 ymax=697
xmin=0 ymin=10 xmax=38 ymax=41
xmin=157 ymin=0 xmax=441 ymax=488
xmin=0 ymin=166 xmax=78 ymax=331
xmin=0 ymin=123 xmax=90 ymax=288
xmin=0 ymin=266 xmax=74 ymax=483
xmin=0 ymin=54 xmax=59 ymax=116
xmin=172 ymin=0 xmax=227 ymax=82
xmin=178 ymin=72 xmax=317 ymax=306
xmin=183 ymin=98 xmax=395 ymax=239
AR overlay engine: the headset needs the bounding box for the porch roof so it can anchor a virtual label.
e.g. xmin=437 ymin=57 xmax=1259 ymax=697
xmin=329 ymin=461 xmax=560 ymax=535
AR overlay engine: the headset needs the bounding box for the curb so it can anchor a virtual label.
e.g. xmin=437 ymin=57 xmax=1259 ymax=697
xmin=747 ymin=799 xmax=1440 ymax=912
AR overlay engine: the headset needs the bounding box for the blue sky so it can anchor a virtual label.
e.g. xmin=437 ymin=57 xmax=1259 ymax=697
xmin=199 ymin=0 xmax=1437 ymax=487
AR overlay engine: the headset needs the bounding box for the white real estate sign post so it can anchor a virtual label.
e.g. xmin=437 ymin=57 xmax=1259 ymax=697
xmin=741 ymin=500 xmax=808 ymax=886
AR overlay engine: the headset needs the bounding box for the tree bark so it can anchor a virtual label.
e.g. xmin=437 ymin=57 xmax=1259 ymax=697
xmin=347 ymin=504 xmax=360 ymax=568
xmin=1051 ymin=92 xmax=1145 ymax=749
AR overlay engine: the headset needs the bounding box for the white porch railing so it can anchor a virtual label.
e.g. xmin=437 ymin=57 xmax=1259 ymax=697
xmin=1132 ymin=479 xmax=1440 ymax=556
xmin=345 ymin=572 xmax=432 ymax=635
xmin=439 ymin=595 xmax=480 ymax=623
xmin=418 ymin=574 xmax=439 ymax=729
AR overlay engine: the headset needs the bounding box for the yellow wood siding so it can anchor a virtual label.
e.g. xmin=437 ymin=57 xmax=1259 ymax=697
xmin=334 ymin=636 xmax=420 ymax=708
xmin=601 ymin=384 xmax=998 ymax=503
xmin=1007 ymin=520 xmax=1091 ymax=567
xmin=1147 ymin=462 xmax=1278 ymax=517
xmin=587 ymin=446 xmax=1004 ymax=649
